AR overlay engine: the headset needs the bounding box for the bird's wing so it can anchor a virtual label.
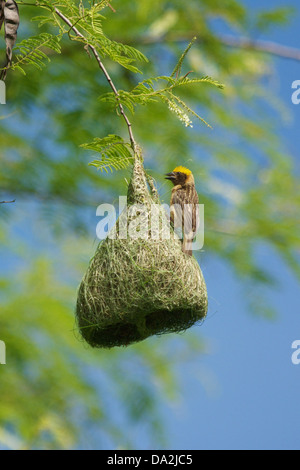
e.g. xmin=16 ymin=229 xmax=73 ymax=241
xmin=184 ymin=186 xmax=199 ymax=239
xmin=191 ymin=187 xmax=199 ymax=233
xmin=170 ymin=187 xmax=184 ymax=230
xmin=170 ymin=186 xmax=199 ymax=239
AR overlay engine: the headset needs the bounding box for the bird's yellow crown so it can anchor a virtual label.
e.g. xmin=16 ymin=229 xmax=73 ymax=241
xmin=172 ymin=166 xmax=192 ymax=176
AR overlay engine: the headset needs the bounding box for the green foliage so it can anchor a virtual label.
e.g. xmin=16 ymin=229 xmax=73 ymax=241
xmin=29 ymin=0 xmax=149 ymax=73
xmin=12 ymin=1 xmax=222 ymax=172
xmin=83 ymin=134 xmax=134 ymax=172
xmin=10 ymin=33 xmax=61 ymax=74
xmin=100 ymin=75 xmax=224 ymax=131
xmin=255 ymin=7 xmax=295 ymax=32
xmin=171 ymin=37 xmax=197 ymax=78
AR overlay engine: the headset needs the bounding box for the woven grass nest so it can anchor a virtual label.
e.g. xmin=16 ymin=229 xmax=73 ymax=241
xmin=76 ymin=156 xmax=208 ymax=348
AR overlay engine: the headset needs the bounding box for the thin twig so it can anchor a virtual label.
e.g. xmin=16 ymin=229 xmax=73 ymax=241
xmin=107 ymin=3 xmax=116 ymax=13
xmin=53 ymin=7 xmax=137 ymax=153
xmin=182 ymin=70 xmax=193 ymax=79
xmin=0 ymin=200 xmax=15 ymax=204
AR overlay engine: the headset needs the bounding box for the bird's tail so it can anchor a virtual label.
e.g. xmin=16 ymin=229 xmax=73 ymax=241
xmin=182 ymin=237 xmax=193 ymax=256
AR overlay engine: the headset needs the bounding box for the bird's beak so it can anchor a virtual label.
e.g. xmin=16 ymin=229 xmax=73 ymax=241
xmin=165 ymin=172 xmax=176 ymax=181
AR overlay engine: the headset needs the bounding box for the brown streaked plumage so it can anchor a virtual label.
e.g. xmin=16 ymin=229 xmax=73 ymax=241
xmin=165 ymin=166 xmax=199 ymax=256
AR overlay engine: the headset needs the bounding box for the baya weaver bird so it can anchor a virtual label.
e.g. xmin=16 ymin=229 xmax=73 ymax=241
xmin=165 ymin=166 xmax=199 ymax=256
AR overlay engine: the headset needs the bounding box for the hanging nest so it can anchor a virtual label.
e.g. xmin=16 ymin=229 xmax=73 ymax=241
xmin=76 ymin=155 xmax=208 ymax=348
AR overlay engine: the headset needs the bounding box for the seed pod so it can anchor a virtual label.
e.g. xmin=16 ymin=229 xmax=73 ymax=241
xmin=0 ymin=0 xmax=20 ymax=81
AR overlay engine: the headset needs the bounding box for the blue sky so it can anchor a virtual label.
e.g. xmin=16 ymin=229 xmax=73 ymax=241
xmin=163 ymin=252 xmax=300 ymax=450
xmin=152 ymin=0 xmax=300 ymax=450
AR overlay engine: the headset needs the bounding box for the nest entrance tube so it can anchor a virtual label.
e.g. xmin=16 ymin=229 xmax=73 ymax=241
xmin=76 ymin=156 xmax=208 ymax=348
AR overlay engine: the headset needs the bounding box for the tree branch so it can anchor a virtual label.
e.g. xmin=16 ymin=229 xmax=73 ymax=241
xmin=53 ymin=7 xmax=137 ymax=154
xmin=0 ymin=200 xmax=15 ymax=204
xmin=219 ymin=34 xmax=300 ymax=62
xmin=138 ymin=32 xmax=300 ymax=62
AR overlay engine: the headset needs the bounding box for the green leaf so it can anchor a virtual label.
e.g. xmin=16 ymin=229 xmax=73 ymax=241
xmin=10 ymin=33 xmax=61 ymax=74
xmin=255 ymin=7 xmax=295 ymax=32
xmin=171 ymin=36 xmax=197 ymax=78
xmin=81 ymin=135 xmax=134 ymax=173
